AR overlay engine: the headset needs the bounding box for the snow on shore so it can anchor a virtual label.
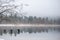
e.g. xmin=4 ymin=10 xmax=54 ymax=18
xmin=0 ymin=24 xmax=60 ymax=27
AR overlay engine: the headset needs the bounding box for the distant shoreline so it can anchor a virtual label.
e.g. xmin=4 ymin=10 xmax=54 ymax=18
xmin=0 ymin=24 xmax=60 ymax=27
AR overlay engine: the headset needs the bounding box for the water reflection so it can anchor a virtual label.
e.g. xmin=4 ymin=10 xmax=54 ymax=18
xmin=0 ymin=27 xmax=60 ymax=36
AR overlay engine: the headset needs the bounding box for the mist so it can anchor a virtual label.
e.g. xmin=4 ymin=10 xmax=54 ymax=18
xmin=14 ymin=0 xmax=60 ymax=18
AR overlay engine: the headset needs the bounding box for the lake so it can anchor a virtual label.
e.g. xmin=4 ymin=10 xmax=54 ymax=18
xmin=0 ymin=30 xmax=60 ymax=40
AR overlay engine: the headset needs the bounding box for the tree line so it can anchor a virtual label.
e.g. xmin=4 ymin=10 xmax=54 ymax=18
xmin=0 ymin=13 xmax=60 ymax=24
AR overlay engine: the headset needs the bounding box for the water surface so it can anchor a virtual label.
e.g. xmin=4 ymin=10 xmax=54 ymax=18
xmin=0 ymin=31 xmax=60 ymax=40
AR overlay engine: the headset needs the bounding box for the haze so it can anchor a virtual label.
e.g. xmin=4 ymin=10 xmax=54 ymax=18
xmin=14 ymin=0 xmax=60 ymax=18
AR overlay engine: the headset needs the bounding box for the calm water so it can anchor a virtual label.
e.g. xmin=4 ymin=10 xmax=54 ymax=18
xmin=0 ymin=31 xmax=60 ymax=40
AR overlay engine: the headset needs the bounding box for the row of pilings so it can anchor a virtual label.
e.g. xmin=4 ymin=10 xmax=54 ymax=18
xmin=0 ymin=26 xmax=60 ymax=36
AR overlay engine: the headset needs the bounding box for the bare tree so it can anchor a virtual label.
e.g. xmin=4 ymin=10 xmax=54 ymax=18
xmin=0 ymin=0 xmax=21 ymax=24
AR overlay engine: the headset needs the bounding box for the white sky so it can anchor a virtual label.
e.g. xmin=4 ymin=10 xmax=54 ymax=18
xmin=14 ymin=0 xmax=60 ymax=18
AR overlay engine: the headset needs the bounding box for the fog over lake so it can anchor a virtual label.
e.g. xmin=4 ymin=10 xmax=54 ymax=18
xmin=0 ymin=0 xmax=60 ymax=40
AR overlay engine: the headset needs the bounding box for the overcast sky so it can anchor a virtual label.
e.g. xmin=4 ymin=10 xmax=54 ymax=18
xmin=14 ymin=0 xmax=60 ymax=18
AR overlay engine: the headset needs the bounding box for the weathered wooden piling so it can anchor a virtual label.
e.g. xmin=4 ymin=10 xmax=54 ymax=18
xmin=0 ymin=24 xmax=60 ymax=36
